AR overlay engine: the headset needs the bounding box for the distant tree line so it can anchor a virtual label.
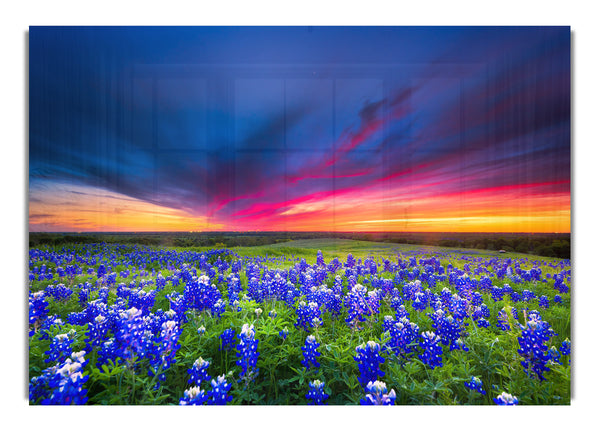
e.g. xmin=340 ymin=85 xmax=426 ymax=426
xmin=29 ymin=231 xmax=570 ymax=259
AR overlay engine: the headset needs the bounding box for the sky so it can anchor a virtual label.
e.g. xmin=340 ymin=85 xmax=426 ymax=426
xmin=28 ymin=26 xmax=571 ymax=233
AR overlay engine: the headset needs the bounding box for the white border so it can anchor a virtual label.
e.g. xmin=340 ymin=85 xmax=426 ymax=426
xmin=3 ymin=1 xmax=598 ymax=430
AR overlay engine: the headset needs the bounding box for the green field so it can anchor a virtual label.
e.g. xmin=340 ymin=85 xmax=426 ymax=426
xmin=28 ymin=238 xmax=571 ymax=405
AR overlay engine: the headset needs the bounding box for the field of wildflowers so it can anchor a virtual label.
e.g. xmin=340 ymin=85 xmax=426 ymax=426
xmin=28 ymin=241 xmax=571 ymax=405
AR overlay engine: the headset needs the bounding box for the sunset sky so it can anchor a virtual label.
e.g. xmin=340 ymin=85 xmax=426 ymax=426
xmin=28 ymin=26 xmax=571 ymax=232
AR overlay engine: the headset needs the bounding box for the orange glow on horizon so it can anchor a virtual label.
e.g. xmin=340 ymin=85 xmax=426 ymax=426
xmin=29 ymin=181 xmax=570 ymax=233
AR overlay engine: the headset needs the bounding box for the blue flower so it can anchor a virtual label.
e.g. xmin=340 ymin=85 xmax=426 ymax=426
xmin=464 ymin=376 xmax=486 ymax=394
xmin=496 ymin=310 xmax=511 ymax=331
xmin=418 ymin=331 xmax=443 ymax=369
xmin=149 ymin=320 xmax=181 ymax=382
xmin=188 ymin=357 xmax=211 ymax=386
xmin=306 ymin=379 xmax=329 ymax=405
xmin=344 ymin=284 xmax=371 ymax=327
xmin=493 ymin=392 xmax=519 ymax=405
xmin=301 ymin=335 xmax=321 ymax=370
xmin=179 ymin=386 xmax=209 ymax=405
xmin=208 ymin=375 xmax=233 ymax=405
xmin=560 ymin=338 xmax=571 ymax=356
xmin=236 ymin=323 xmax=260 ymax=385
xmin=45 ymin=333 xmax=73 ymax=364
xmin=360 ymin=380 xmax=396 ymax=405
xmin=383 ymin=316 xmax=420 ymax=359
xmin=316 ymin=250 xmax=325 ymax=267
xmin=295 ymin=301 xmax=322 ymax=332
xmin=31 ymin=351 xmax=89 ymax=405
xmin=517 ymin=312 xmax=556 ymax=381
xmin=220 ymin=328 xmax=236 ymax=351
xmin=86 ymin=314 xmax=110 ymax=351
xmin=29 ymin=291 xmax=49 ymax=336
xmin=354 ymin=341 xmax=385 ymax=388
xmin=428 ymin=309 xmax=468 ymax=352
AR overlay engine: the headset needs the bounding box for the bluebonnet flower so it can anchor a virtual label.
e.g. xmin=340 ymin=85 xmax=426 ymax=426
xmin=106 ymin=272 xmax=118 ymax=286
xmin=197 ymin=325 xmax=206 ymax=335
xmin=211 ymin=299 xmax=227 ymax=319
xmin=96 ymin=264 xmax=107 ymax=279
xmin=179 ymin=386 xmax=209 ymax=405
xmin=327 ymin=257 xmax=343 ymax=273
xmin=471 ymin=291 xmax=483 ymax=307
xmin=279 ymin=328 xmax=289 ymax=340
xmin=393 ymin=303 xmax=409 ymax=320
xmin=510 ymin=292 xmax=522 ymax=302
xmin=29 ymin=366 xmax=57 ymax=402
xmin=464 ymin=376 xmax=486 ymax=394
xmin=439 ymin=287 xmax=453 ymax=307
xmin=496 ymin=310 xmax=511 ymax=331
xmin=208 ymin=375 xmax=233 ymax=405
xmin=419 ymin=331 xmax=443 ymax=369
xmin=30 ymin=351 xmax=89 ymax=405
xmin=383 ymin=316 xmax=420 ymax=359
xmin=493 ymin=392 xmax=519 ymax=405
xmin=553 ymin=295 xmax=563 ymax=304
xmin=553 ymin=273 xmax=569 ymax=293
xmin=269 ymin=309 xmax=277 ymax=319
xmin=115 ymin=307 xmax=147 ymax=362
xmin=220 ymin=328 xmax=236 ymax=351
xmin=316 ymin=250 xmax=325 ymax=267
xmin=548 ymin=346 xmax=562 ymax=364
xmin=360 ymin=380 xmax=396 ymax=405
xmin=35 ymin=313 xmax=62 ymax=341
xmin=538 ymin=295 xmax=549 ymax=309
xmin=429 ymin=309 xmax=468 ymax=352
xmin=560 ymin=338 xmax=571 ymax=356
xmin=345 ymin=253 xmax=356 ymax=268
xmin=86 ymin=314 xmax=110 ymax=351
xmin=471 ymin=304 xmax=491 ymax=328
xmin=411 ymin=291 xmax=428 ymax=311
xmin=301 ymin=335 xmax=321 ymax=370
xmin=560 ymin=338 xmax=571 ymax=364
xmin=183 ymin=274 xmax=222 ymax=312
xmin=517 ymin=313 xmax=556 ymax=380
xmin=128 ymin=289 xmax=156 ymax=315
xmin=150 ymin=320 xmax=181 ymax=380
xmin=45 ymin=333 xmax=73 ymax=364
xmin=295 ymin=301 xmax=322 ymax=332
xmin=491 ymin=286 xmax=504 ymax=302
xmin=155 ymin=274 xmax=166 ymax=291
xmin=29 ymin=291 xmax=49 ymax=336
xmin=306 ymin=379 xmax=329 ymax=405
xmin=448 ymin=294 xmax=469 ymax=319
xmin=78 ymin=287 xmax=90 ymax=308
xmin=236 ymin=323 xmax=260 ymax=385
xmin=344 ymin=284 xmax=372 ymax=327
xmin=475 ymin=318 xmax=490 ymax=328
xmin=45 ymin=283 xmax=73 ymax=302
xmin=522 ymin=290 xmax=536 ymax=302
xmin=188 ymin=357 xmax=211 ymax=386
xmin=354 ymin=341 xmax=386 ymax=388
xmin=479 ymin=275 xmax=492 ymax=291
xmin=96 ymin=338 xmax=119 ymax=369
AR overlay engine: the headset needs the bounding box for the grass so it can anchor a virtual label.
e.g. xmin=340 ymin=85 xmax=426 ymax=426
xmin=230 ymin=238 xmax=562 ymax=266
